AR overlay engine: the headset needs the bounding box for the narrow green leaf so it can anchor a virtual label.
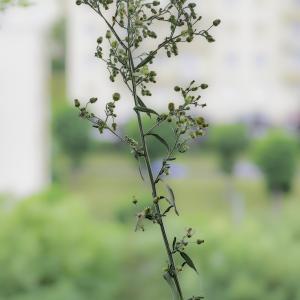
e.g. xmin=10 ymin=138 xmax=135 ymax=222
xmin=162 ymin=205 xmax=173 ymax=216
xmin=146 ymin=133 xmax=170 ymax=151
xmin=134 ymin=106 xmax=159 ymax=116
xmin=180 ymin=252 xmax=198 ymax=273
xmin=163 ymin=272 xmax=181 ymax=300
xmin=167 ymin=157 xmax=176 ymax=161
xmin=166 ymin=184 xmax=179 ymax=216
xmin=137 ymin=157 xmax=145 ymax=181
xmin=172 ymin=237 xmax=177 ymax=251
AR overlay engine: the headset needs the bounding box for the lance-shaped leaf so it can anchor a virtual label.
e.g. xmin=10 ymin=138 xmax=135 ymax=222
xmin=165 ymin=183 xmax=179 ymax=216
xmin=163 ymin=272 xmax=181 ymax=300
xmin=146 ymin=133 xmax=170 ymax=152
xmin=172 ymin=237 xmax=177 ymax=251
xmin=134 ymin=106 xmax=159 ymax=116
xmin=135 ymin=155 xmax=145 ymax=181
xmin=180 ymin=251 xmax=198 ymax=274
xmin=162 ymin=205 xmax=174 ymax=217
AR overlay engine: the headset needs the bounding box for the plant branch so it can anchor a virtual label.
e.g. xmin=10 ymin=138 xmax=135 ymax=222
xmin=126 ymin=4 xmax=184 ymax=299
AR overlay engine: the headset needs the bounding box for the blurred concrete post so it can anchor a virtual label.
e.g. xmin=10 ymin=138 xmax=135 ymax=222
xmin=0 ymin=1 xmax=56 ymax=197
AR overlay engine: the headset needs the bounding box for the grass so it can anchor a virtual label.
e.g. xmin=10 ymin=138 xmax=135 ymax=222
xmin=56 ymin=150 xmax=300 ymax=226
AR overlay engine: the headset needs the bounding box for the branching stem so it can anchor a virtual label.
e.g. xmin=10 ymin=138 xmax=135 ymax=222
xmin=126 ymin=6 xmax=184 ymax=299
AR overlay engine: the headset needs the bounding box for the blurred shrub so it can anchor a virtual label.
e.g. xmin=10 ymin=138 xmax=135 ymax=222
xmin=207 ymin=124 xmax=249 ymax=174
xmin=1 ymin=190 xmax=300 ymax=299
xmin=195 ymin=209 xmax=300 ymax=300
xmin=253 ymin=131 xmax=298 ymax=193
xmin=124 ymin=117 xmax=174 ymax=159
xmin=0 ymin=193 xmax=122 ymax=300
xmin=53 ymin=106 xmax=91 ymax=167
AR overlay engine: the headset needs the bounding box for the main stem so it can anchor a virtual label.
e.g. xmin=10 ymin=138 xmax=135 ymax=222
xmin=126 ymin=22 xmax=183 ymax=300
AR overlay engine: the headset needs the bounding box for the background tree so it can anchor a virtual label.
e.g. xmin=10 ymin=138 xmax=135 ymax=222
xmin=253 ymin=131 xmax=298 ymax=206
xmin=207 ymin=124 xmax=249 ymax=222
xmin=209 ymin=124 xmax=249 ymax=175
xmin=53 ymin=106 xmax=91 ymax=169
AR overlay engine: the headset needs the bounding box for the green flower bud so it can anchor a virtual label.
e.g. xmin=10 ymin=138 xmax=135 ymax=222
xmin=76 ymin=0 xmax=82 ymax=5
xmin=74 ymin=99 xmax=80 ymax=108
xmin=112 ymin=123 xmax=117 ymax=131
xmin=97 ymin=37 xmax=103 ymax=44
xmin=113 ymin=92 xmax=121 ymax=101
xmin=213 ymin=19 xmax=221 ymax=26
xmin=206 ymin=35 xmax=215 ymax=43
xmin=111 ymin=40 xmax=118 ymax=48
xmin=168 ymin=102 xmax=175 ymax=111
xmin=132 ymin=196 xmax=138 ymax=205
xmin=188 ymin=3 xmax=196 ymax=8
xmin=106 ymin=30 xmax=112 ymax=39
xmin=201 ymin=83 xmax=208 ymax=89
xmin=89 ymin=97 xmax=98 ymax=103
xmin=174 ymin=86 xmax=180 ymax=92
xmin=196 ymin=117 xmax=205 ymax=125
xmin=186 ymin=36 xmax=193 ymax=43
xmin=197 ymin=239 xmax=204 ymax=245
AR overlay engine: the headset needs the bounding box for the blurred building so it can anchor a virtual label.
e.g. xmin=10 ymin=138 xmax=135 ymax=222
xmin=0 ymin=1 xmax=56 ymax=197
xmin=66 ymin=0 xmax=300 ymax=124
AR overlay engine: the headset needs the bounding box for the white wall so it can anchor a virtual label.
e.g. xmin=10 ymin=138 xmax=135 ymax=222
xmin=0 ymin=1 xmax=56 ymax=197
xmin=67 ymin=0 xmax=299 ymax=124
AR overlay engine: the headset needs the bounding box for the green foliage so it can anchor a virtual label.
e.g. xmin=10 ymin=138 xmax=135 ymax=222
xmin=198 ymin=207 xmax=300 ymax=300
xmin=2 ymin=189 xmax=300 ymax=300
xmin=0 ymin=195 xmax=122 ymax=300
xmin=53 ymin=106 xmax=91 ymax=167
xmin=208 ymin=124 xmax=249 ymax=174
xmin=253 ymin=131 xmax=298 ymax=193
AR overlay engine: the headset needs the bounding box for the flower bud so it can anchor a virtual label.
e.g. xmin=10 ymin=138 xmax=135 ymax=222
xmin=111 ymin=40 xmax=118 ymax=48
xmin=132 ymin=197 xmax=138 ymax=205
xmin=196 ymin=117 xmax=205 ymax=125
xmin=89 ymin=97 xmax=98 ymax=103
xmin=97 ymin=37 xmax=103 ymax=44
xmin=113 ymin=92 xmax=121 ymax=101
xmin=213 ymin=19 xmax=221 ymax=26
xmin=106 ymin=30 xmax=112 ymax=39
xmin=201 ymin=84 xmax=208 ymax=90
xmin=174 ymin=86 xmax=180 ymax=92
xmin=197 ymin=239 xmax=205 ymax=245
xmin=168 ymin=102 xmax=175 ymax=112
xmin=76 ymin=0 xmax=82 ymax=5
xmin=74 ymin=99 xmax=80 ymax=108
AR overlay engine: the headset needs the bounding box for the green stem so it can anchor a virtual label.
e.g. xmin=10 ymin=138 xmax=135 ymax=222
xmin=126 ymin=8 xmax=183 ymax=300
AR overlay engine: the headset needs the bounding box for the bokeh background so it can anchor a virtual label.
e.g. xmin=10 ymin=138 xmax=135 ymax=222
xmin=1 ymin=0 xmax=300 ymax=299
